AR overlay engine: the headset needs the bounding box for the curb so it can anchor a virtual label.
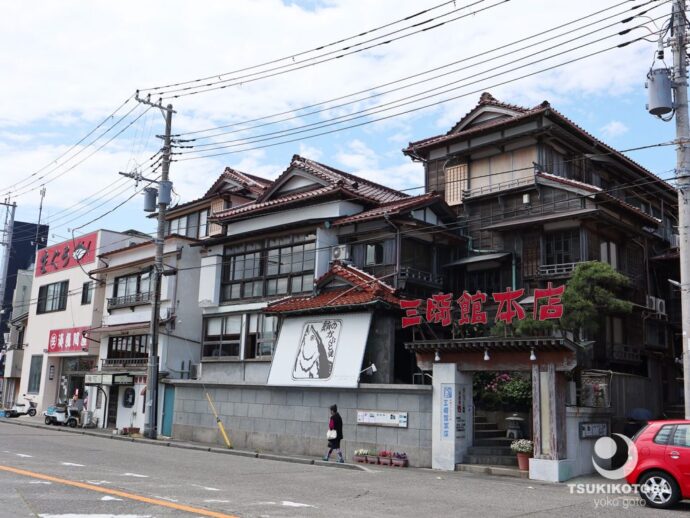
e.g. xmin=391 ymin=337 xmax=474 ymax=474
xmin=0 ymin=418 xmax=365 ymax=471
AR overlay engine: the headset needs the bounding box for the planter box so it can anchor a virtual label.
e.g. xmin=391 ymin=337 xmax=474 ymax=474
xmin=366 ymin=455 xmax=379 ymax=464
xmin=122 ymin=427 xmax=140 ymax=435
xmin=379 ymin=456 xmax=392 ymax=466
xmin=353 ymin=455 xmax=367 ymax=463
xmin=391 ymin=458 xmax=408 ymax=467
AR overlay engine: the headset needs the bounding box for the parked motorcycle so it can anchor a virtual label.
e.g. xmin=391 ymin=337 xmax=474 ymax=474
xmin=43 ymin=403 xmax=81 ymax=428
xmin=7 ymin=395 xmax=37 ymax=418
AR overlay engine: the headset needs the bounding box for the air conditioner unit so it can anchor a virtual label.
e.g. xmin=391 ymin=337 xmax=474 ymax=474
xmin=646 ymin=295 xmax=657 ymax=310
xmin=656 ymin=298 xmax=667 ymax=316
xmin=189 ymin=363 xmax=201 ymax=380
xmin=331 ymin=245 xmax=350 ymax=262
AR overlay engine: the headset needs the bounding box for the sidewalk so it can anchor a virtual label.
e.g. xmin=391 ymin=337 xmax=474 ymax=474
xmin=0 ymin=415 xmax=365 ymax=471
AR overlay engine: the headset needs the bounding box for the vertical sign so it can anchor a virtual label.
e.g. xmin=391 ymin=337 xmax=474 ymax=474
xmin=456 ymin=384 xmax=468 ymax=439
xmin=441 ymin=384 xmax=453 ymax=441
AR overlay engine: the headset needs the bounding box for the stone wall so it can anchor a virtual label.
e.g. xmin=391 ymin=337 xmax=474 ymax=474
xmin=171 ymin=381 xmax=433 ymax=467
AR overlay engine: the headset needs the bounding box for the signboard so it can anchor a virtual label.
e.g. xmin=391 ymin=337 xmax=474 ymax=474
xmin=356 ymin=410 xmax=408 ymax=428
xmin=441 ymin=384 xmax=453 ymax=441
xmin=47 ymin=326 xmax=90 ymax=354
xmin=36 ymin=231 xmax=98 ymax=277
xmin=112 ymin=374 xmax=134 ymax=385
xmin=579 ymin=421 xmax=609 ymax=440
xmin=267 ymin=312 xmax=372 ymax=388
xmin=86 ymin=374 xmax=114 ymax=385
xmin=456 ymin=384 xmax=469 ymax=439
xmin=401 ymin=283 xmax=564 ymax=328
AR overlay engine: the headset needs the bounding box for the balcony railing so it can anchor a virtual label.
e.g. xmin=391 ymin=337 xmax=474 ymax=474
xmin=462 ymin=175 xmax=535 ymax=200
xmin=399 ymin=267 xmax=443 ymax=286
xmin=537 ymin=262 xmax=579 ymax=277
xmin=101 ymin=357 xmax=148 ymax=370
xmin=107 ymin=291 xmax=152 ymax=310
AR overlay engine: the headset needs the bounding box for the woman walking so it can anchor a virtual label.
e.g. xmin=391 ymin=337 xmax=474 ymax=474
xmin=323 ymin=404 xmax=344 ymax=463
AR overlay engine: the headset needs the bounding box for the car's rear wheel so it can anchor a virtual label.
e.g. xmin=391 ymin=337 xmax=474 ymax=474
xmin=638 ymin=471 xmax=680 ymax=509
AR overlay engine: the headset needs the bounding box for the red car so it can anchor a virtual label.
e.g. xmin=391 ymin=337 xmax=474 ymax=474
xmin=626 ymin=420 xmax=690 ymax=508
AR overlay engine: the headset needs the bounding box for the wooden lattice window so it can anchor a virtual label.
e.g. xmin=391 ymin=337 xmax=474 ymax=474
xmin=445 ymin=163 xmax=467 ymax=206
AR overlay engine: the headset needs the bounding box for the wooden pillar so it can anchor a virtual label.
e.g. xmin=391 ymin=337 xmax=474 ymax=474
xmin=532 ymin=363 xmax=567 ymax=460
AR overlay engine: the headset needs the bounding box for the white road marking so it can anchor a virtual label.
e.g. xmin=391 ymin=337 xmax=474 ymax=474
xmin=39 ymin=515 xmax=152 ymax=518
xmin=204 ymin=499 xmax=230 ymax=503
xmin=86 ymin=480 xmax=111 ymax=486
xmin=61 ymin=462 xmax=85 ymax=467
xmin=16 ymin=453 xmax=32 ymax=458
xmin=193 ymin=484 xmax=220 ymax=491
xmin=281 ymin=501 xmax=315 ymax=508
xmin=151 ymin=496 xmax=178 ymax=503
xmin=120 ymin=473 xmax=149 ymax=478
xmin=100 ymin=496 xmax=123 ymax=501
xmin=29 ymin=481 xmax=51 ymax=485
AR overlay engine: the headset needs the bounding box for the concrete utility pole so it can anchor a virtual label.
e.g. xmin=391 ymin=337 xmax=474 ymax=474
xmin=34 ymin=186 xmax=46 ymax=255
xmin=672 ymin=0 xmax=690 ymax=419
xmin=134 ymin=93 xmax=175 ymax=439
xmin=0 ymin=199 xmax=16 ymax=325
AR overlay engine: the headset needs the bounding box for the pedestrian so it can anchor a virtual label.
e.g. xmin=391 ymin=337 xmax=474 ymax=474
xmin=323 ymin=404 xmax=344 ymax=463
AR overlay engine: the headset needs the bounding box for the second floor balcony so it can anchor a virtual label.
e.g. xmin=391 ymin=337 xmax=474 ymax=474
xmin=107 ymin=291 xmax=152 ymax=311
xmin=101 ymin=357 xmax=148 ymax=371
xmin=537 ymin=262 xmax=579 ymax=277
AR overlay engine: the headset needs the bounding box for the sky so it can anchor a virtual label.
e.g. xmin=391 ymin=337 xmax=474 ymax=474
xmin=0 ymin=0 xmax=679 ymax=249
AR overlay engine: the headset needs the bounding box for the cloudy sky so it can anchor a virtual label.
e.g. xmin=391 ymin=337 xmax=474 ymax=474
xmin=0 ymin=0 xmax=677 ymax=248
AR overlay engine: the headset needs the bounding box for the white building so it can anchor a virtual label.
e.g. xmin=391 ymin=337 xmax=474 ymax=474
xmin=86 ymin=235 xmax=202 ymax=435
xmin=18 ymin=231 xmax=148 ymax=412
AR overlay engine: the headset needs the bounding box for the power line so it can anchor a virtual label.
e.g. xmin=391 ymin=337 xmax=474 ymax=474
xmin=156 ymin=0 xmax=511 ymax=99
xmin=174 ymin=0 xmax=658 ymax=139
xmin=140 ymin=0 xmax=493 ymax=95
xmin=176 ymin=12 xmax=667 ymax=154
xmin=173 ymin=33 xmax=660 ymax=161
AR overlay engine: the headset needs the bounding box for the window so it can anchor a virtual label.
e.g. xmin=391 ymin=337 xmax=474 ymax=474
xmin=245 ymin=314 xmax=278 ymax=358
xmin=654 ymin=425 xmax=674 ymax=445
xmin=37 ymin=280 xmax=69 ymax=314
xmin=168 ymin=208 xmax=210 ymax=239
xmin=199 ymin=209 xmax=209 ymax=237
xmin=544 ymin=229 xmax=580 ymax=265
xmin=671 ymin=424 xmax=690 ymax=447
xmin=27 ymin=355 xmax=43 ymax=393
xmin=107 ymin=335 xmax=149 ymax=359
xmin=600 ymin=241 xmax=618 ymax=270
xmin=81 ymin=282 xmax=92 ymax=305
xmin=445 ymin=163 xmax=468 ymax=206
xmin=465 ymin=268 xmax=501 ymax=295
xmin=366 ymin=243 xmax=384 ymax=266
xmin=221 ymin=233 xmax=316 ymax=302
xmin=114 ymin=271 xmax=151 ymax=299
xmin=203 ymin=315 xmax=242 ymax=357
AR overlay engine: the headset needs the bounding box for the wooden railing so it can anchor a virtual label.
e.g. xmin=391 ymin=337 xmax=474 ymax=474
xmin=463 ymin=175 xmax=535 ymax=199
xmin=537 ymin=262 xmax=579 ymax=276
xmin=101 ymin=357 xmax=148 ymax=370
xmin=107 ymin=291 xmax=151 ymax=310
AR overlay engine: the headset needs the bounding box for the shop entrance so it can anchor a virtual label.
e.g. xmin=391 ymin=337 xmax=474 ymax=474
xmin=106 ymin=385 xmax=118 ymax=428
xmin=59 ymin=356 xmax=97 ymax=402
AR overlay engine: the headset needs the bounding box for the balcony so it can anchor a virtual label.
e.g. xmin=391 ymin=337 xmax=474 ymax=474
xmin=101 ymin=357 xmax=148 ymax=371
xmin=537 ymin=262 xmax=579 ymax=277
xmin=107 ymin=292 xmax=151 ymax=311
xmin=399 ymin=267 xmax=443 ymax=287
xmin=462 ymin=176 xmax=535 ymax=200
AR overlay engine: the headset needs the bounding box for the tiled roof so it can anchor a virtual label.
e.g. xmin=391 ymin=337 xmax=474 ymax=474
xmin=266 ymin=261 xmax=401 ymax=314
xmin=331 ymin=192 xmax=444 ymax=226
xmin=203 ymin=167 xmax=271 ymax=198
xmin=446 ymin=92 xmax=530 ymax=134
xmin=214 ymin=155 xmax=408 ymax=222
xmin=404 ymin=92 xmax=675 ymax=195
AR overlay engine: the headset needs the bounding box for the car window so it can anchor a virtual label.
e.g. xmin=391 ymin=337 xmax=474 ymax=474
xmin=671 ymin=425 xmax=690 ymax=448
xmin=632 ymin=424 xmax=649 ymax=441
xmin=654 ymin=425 xmax=674 ymax=445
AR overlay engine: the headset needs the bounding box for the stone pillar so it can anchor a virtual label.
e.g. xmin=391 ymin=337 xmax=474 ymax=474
xmin=431 ymin=363 xmax=473 ymax=470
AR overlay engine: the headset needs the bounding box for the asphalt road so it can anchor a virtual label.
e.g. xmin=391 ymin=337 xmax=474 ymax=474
xmin=0 ymin=421 xmax=688 ymax=518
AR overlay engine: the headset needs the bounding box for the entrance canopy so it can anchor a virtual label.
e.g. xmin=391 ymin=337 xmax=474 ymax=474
xmin=405 ymin=336 xmax=579 ymax=372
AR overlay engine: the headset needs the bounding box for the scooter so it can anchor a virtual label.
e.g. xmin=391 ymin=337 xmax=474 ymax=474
xmin=7 ymin=395 xmax=37 ymax=418
xmin=43 ymin=404 xmax=68 ymax=425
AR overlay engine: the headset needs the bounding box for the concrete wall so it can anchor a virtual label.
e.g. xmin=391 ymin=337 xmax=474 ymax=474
xmin=171 ymin=381 xmax=433 ymax=467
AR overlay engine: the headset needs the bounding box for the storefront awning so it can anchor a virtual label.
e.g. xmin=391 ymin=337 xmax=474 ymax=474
xmin=443 ymin=252 xmax=510 ymax=268
xmin=86 ymin=322 xmax=150 ymax=335
xmin=267 ymin=312 xmax=373 ymax=388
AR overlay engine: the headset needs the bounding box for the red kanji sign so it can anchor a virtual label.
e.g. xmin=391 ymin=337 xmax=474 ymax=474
xmin=533 ymin=282 xmax=565 ymax=320
xmin=36 ymin=232 xmax=97 ymax=277
xmin=457 ymin=291 xmax=487 ymax=325
xmin=426 ymin=293 xmax=453 ymax=326
xmin=47 ymin=326 xmax=90 ymax=354
xmin=493 ymin=288 xmax=525 ymax=324
xmin=400 ymin=299 xmax=422 ymax=328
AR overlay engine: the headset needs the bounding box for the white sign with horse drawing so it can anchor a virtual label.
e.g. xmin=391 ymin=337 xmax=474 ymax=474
xmin=267 ymin=312 xmax=373 ymax=388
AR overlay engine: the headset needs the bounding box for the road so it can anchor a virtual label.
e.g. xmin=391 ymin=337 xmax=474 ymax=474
xmin=0 ymin=421 xmax=688 ymax=517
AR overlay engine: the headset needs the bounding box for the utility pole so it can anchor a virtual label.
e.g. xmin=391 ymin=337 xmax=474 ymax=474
xmin=671 ymin=0 xmax=690 ymax=419
xmin=133 ymin=92 xmax=175 ymax=439
xmin=34 ymin=186 xmax=46 ymax=255
xmin=0 ymin=199 xmax=16 ymax=329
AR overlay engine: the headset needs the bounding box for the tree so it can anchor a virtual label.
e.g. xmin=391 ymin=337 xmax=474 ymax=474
xmin=560 ymin=261 xmax=633 ymax=339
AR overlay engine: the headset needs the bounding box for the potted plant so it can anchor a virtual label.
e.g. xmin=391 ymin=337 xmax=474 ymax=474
xmin=366 ymin=450 xmax=379 ymax=464
xmin=511 ymin=439 xmax=533 ymax=471
xmin=378 ymin=450 xmax=392 ymax=466
xmin=353 ymin=449 xmax=367 ymax=463
xmin=391 ymin=452 xmax=408 ymax=467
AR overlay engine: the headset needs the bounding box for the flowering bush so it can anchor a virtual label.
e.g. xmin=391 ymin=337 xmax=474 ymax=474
xmin=378 ymin=450 xmax=391 ymax=457
xmin=354 ymin=449 xmax=370 ymax=456
xmin=510 ymin=439 xmax=534 ymax=454
xmin=393 ymin=452 xmax=408 ymax=460
xmin=474 ymin=371 xmax=531 ymax=411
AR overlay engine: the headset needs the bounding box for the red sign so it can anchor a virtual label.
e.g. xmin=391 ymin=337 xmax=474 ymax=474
xmin=400 ymin=283 xmax=564 ymax=328
xmin=36 ymin=232 xmax=98 ymax=277
xmin=47 ymin=326 xmax=90 ymax=354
